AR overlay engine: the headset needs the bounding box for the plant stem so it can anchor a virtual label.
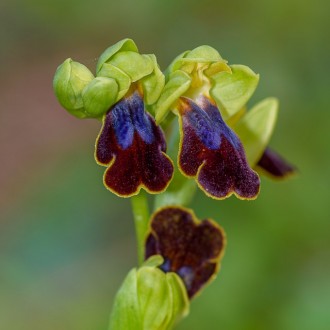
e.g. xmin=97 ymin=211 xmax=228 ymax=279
xmin=131 ymin=191 xmax=150 ymax=265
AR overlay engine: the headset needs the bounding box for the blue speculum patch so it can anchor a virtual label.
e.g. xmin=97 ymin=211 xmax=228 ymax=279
xmin=178 ymin=96 xmax=260 ymax=200
xmin=112 ymin=92 xmax=154 ymax=149
xmin=95 ymin=91 xmax=173 ymax=197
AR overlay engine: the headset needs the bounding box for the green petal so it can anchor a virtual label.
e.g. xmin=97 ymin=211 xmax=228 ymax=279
xmin=154 ymin=70 xmax=192 ymax=124
xmin=109 ymin=51 xmax=154 ymax=82
xmin=96 ymin=38 xmax=138 ymax=74
xmin=82 ymin=77 xmax=118 ymax=117
xmin=98 ymin=63 xmax=131 ymax=101
xmin=53 ymin=58 xmax=94 ymax=118
xmin=234 ymin=97 xmax=279 ymax=166
xmin=210 ymin=64 xmax=259 ymax=120
xmin=141 ymin=54 xmax=165 ymax=105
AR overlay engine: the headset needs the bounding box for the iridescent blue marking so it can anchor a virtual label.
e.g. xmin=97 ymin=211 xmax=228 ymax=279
xmin=112 ymin=92 xmax=155 ymax=150
xmin=160 ymin=259 xmax=171 ymax=272
xmin=129 ymin=93 xmax=154 ymax=144
xmin=112 ymin=101 xmax=134 ymax=150
xmin=185 ymin=98 xmax=240 ymax=150
xmin=177 ymin=266 xmax=194 ymax=290
xmin=186 ymin=102 xmax=221 ymax=150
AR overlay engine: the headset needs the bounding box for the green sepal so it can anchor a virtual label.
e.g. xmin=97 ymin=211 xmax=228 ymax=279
xmin=234 ymin=97 xmax=279 ymax=167
xmin=168 ymin=46 xmax=226 ymax=75
xmin=184 ymin=45 xmax=223 ymax=62
xmin=154 ymin=70 xmax=192 ymax=124
xmin=141 ymin=54 xmax=165 ymax=105
xmin=82 ymin=77 xmax=118 ymax=117
xmin=109 ymin=51 xmax=154 ymax=82
xmin=109 ymin=257 xmax=189 ymax=330
xmin=97 ymin=63 xmax=132 ymax=101
xmin=210 ymin=64 xmax=259 ymax=121
xmin=53 ymin=58 xmax=94 ymax=118
xmin=96 ymin=38 xmax=138 ymax=74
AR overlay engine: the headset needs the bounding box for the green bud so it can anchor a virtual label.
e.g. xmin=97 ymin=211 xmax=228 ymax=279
xmin=53 ymin=58 xmax=94 ymax=118
xmin=234 ymin=97 xmax=279 ymax=166
xmin=210 ymin=64 xmax=259 ymax=121
xmin=82 ymin=77 xmax=118 ymax=117
xmin=96 ymin=38 xmax=138 ymax=74
xmin=109 ymin=256 xmax=189 ymax=330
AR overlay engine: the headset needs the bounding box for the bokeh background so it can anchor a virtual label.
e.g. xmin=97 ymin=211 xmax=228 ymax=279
xmin=1 ymin=0 xmax=330 ymax=329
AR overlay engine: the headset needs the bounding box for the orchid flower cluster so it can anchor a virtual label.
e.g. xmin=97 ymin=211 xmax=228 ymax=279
xmin=53 ymin=39 xmax=295 ymax=330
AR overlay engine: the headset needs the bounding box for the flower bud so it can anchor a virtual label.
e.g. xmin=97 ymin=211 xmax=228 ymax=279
xmin=82 ymin=77 xmax=118 ymax=117
xmin=108 ymin=256 xmax=189 ymax=330
xmin=53 ymin=58 xmax=94 ymax=118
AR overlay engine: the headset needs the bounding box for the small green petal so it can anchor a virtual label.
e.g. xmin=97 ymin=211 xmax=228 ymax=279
xmin=155 ymin=70 xmax=192 ymax=124
xmin=204 ymin=61 xmax=231 ymax=77
xmin=96 ymin=38 xmax=138 ymax=74
xmin=82 ymin=77 xmax=118 ymax=117
xmin=142 ymin=255 xmax=164 ymax=268
xmin=53 ymin=58 xmax=94 ymax=118
xmin=234 ymin=97 xmax=279 ymax=166
xmin=98 ymin=63 xmax=131 ymax=101
xmin=109 ymin=51 xmax=154 ymax=82
xmin=141 ymin=54 xmax=165 ymax=105
xmin=210 ymin=64 xmax=259 ymax=120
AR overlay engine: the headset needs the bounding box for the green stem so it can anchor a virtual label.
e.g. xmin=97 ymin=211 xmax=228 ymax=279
xmin=131 ymin=192 xmax=150 ymax=265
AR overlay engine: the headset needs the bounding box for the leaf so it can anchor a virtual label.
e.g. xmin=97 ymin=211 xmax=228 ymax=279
xmin=234 ymin=97 xmax=279 ymax=166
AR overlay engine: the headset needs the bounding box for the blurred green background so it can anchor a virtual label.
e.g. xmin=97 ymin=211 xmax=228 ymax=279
xmin=1 ymin=0 xmax=329 ymax=329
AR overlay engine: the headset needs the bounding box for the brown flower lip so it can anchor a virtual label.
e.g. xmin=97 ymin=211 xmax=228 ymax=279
xmin=145 ymin=206 xmax=226 ymax=298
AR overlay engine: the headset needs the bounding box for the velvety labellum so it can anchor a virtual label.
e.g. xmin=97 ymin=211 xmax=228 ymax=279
xmin=145 ymin=206 xmax=226 ymax=298
xmin=257 ymin=148 xmax=296 ymax=178
xmin=95 ymin=92 xmax=173 ymax=197
xmin=178 ymin=96 xmax=260 ymax=200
